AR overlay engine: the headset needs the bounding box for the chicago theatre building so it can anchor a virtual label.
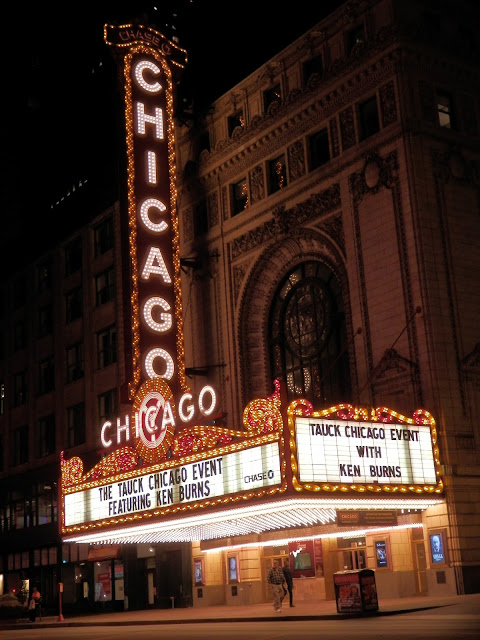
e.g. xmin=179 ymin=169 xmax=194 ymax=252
xmin=0 ymin=0 xmax=479 ymax=613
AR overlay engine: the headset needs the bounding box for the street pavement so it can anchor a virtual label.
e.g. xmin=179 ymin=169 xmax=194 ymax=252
xmin=1 ymin=592 xmax=479 ymax=630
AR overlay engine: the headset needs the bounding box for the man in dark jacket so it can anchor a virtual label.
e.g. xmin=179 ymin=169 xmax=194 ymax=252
xmin=282 ymin=560 xmax=294 ymax=607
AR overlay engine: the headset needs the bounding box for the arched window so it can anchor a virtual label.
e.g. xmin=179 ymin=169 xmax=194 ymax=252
xmin=269 ymin=261 xmax=351 ymax=405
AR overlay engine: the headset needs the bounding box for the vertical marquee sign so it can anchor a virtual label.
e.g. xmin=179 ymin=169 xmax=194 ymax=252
xmin=104 ymin=25 xmax=188 ymax=403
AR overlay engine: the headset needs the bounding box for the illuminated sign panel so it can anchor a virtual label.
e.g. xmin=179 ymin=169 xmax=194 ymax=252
xmin=295 ymin=417 xmax=437 ymax=485
xmin=104 ymin=24 xmax=189 ymax=401
xmin=64 ymin=442 xmax=281 ymax=527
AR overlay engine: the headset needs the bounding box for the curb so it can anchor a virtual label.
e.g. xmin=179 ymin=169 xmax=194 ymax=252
xmin=0 ymin=605 xmax=445 ymax=629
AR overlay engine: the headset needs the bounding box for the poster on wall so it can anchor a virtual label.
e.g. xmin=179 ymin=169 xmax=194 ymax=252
xmin=228 ymin=556 xmax=239 ymax=583
xmin=288 ymin=540 xmax=315 ymax=578
xmin=314 ymin=538 xmax=323 ymax=576
xmin=375 ymin=540 xmax=388 ymax=568
xmin=429 ymin=533 xmax=445 ymax=564
xmin=194 ymin=558 xmax=204 ymax=586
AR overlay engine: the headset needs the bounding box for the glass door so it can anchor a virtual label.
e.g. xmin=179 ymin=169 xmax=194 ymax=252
xmin=339 ymin=549 xmax=366 ymax=570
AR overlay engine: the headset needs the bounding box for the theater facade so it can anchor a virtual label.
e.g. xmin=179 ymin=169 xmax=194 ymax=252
xmin=57 ymin=1 xmax=480 ymax=610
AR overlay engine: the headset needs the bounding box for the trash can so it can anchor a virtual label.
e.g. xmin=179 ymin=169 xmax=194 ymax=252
xmin=333 ymin=569 xmax=378 ymax=613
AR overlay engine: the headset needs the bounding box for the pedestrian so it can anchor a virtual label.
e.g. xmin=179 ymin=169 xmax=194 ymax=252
xmin=267 ymin=559 xmax=286 ymax=612
xmin=28 ymin=587 xmax=41 ymax=622
xmin=282 ymin=559 xmax=294 ymax=607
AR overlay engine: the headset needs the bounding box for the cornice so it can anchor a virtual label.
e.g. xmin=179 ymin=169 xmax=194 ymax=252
xmin=177 ymin=25 xmax=401 ymax=181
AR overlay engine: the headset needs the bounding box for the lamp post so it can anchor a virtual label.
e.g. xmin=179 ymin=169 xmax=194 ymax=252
xmin=57 ymin=582 xmax=64 ymax=622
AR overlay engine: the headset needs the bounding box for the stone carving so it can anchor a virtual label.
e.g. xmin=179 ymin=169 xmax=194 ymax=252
xmin=208 ymin=191 xmax=219 ymax=228
xmin=330 ymin=117 xmax=340 ymax=157
xmin=318 ymin=215 xmax=345 ymax=255
xmin=350 ymin=151 xmax=398 ymax=205
xmin=231 ymin=184 xmax=341 ymax=259
xmin=379 ymin=80 xmax=397 ymax=127
xmin=233 ymin=262 xmax=250 ymax=302
xmin=287 ymin=140 xmax=306 ymax=182
xmin=249 ymin=165 xmax=265 ymax=204
xmin=340 ymin=106 xmax=356 ymax=150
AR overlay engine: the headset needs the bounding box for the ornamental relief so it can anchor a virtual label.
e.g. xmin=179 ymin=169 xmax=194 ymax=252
xmin=287 ymin=139 xmax=306 ymax=182
xmin=313 ymin=214 xmax=345 ymax=255
xmin=195 ymin=29 xmax=397 ymax=172
xmin=207 ymin=191 xmax=219 ymax=228
xmin=231 ymin=183 xmax=341 ymax=260
xmin=350 ymin=151 xmax=398 ymax=205
xmin=249 ymin=165 xmax=265 ymax=204
xmin=432 ymin=147 xmax=477 ymax=185
xmin=379 ymin=80 xmax=397 ymax=127
xmin=232 ymin=261 xmax=251 ymax=303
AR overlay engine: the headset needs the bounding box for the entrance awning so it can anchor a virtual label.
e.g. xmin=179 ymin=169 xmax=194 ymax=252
xmin=63 ymin=496 xmax=442 ymax=545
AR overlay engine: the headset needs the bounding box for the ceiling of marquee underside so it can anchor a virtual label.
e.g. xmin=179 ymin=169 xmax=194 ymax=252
xmin=63 ymin=496 xmax=442 ymax=545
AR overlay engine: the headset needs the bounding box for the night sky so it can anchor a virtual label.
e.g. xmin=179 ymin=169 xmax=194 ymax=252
xmin=1 ymin=1 xmax=342 ymax=272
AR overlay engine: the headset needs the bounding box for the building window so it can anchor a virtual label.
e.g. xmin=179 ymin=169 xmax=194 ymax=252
xmin=37 ymin=414 xmax=55 ymax=457
xmin=228 ymin=110 xmax=244 ymax=136
xmin=65 ymin=286 xmax=83 ymax=323
xmin=308 ymin=128 xmax=330 ymax=170
xmin=98 ymin=389 xmax=118 ymax=425
xmin=36 ymin=484 xmax=57 ymax=525
xmin=94 ymin=216 xmax=114 ymax=257
xmin=38 ymin=357 xmax=55 ymax=395
xmin=12 ymin=274 xmax=27 ymax=309
xmin=269 ymin=261 xmax=351 ymax=405
xmin=12 ymin=425 xmax=29 ymax=466
xmin=95 ymin=267 xmax=115 ymax=306
xmin=67 ymin=402 xmax=85 ymax=448
xmin=358 ymin=96 xmax=380 ymax=140
xmin=37 ymin=259 xmax=52 ymax=292
xmin=66 ymin=342 xmax=84 ymax=383
xmin=347 ymin=24 xmax=365 ymax=54
xmin=13 ymin=322 xmax=25 ymax=352
xmin=38 ymin=304 xmax=53 ymax=337
xmin=0 ymin=382 xmax=4 ymax=415
xmin=264 ymin=84 xmax=281 ymax=113
xmin=268 ymin=154 xmax=287 ymax=194
xmin=303 ymin=54 xmax=323 ymax=84
xmin=65 ymin=236 xmax=83 ymax=275
xmin=232 ymin=178 xmax=249 ymax=215
xmin=13 ymin=371 xmax=27 ymax=407
xmin=97 ymin=325 xmax=117 ymax=369
xmin=437 ymin=92 xmax=454 ymax=128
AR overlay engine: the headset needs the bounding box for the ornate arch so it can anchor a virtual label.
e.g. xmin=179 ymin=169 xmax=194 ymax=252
xmin=237 ymin=226 xmax=353 ymax=406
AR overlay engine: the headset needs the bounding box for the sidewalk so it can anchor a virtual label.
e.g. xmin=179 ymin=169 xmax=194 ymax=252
xmin=2 ymin=593 xmax=479 ymax=629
